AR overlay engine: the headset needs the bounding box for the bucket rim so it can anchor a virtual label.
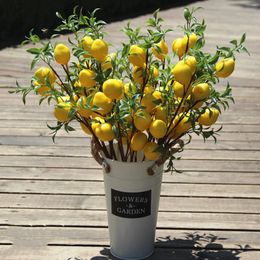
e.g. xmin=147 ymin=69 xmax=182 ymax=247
xmin=104 ymin=157 xmax=156 ymax=166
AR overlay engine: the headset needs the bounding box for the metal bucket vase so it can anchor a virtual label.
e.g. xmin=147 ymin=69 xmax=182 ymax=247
xmin=102 ymin=158 xmax=163 ymax=260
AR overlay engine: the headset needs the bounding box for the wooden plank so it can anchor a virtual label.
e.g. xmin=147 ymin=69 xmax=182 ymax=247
xmin=1 ymin=127 xmax=260 ymax=141
xmin=2 ymin=112 xmax=260 ymax=124
xmin=1 ymin=245 xmax=260 ymax=260
xmin=0 ymin=156 xmax=259 ymax=172
xmin=0 ymin=145 xmax=259 ymax=160
xmin=1 ymin=136 xmax=260 ymax=153
xmin=1 ymin=208 xmax=260 ymax=230
xmin=1 ymin=180 xmax=260 ymax=198
xmin=1 ymin=226 xmax=260 ymax=249
xmin=0 ymin=246 xmax=260 ymax=260
xmin=1 ymin=167 xmax=260 ymax=184
xmin=1 ymin=193 xmax=260 ymax=214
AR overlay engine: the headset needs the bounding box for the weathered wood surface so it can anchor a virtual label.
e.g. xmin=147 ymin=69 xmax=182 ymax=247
xmin=1 ymin=0 xmax=260 ymax=259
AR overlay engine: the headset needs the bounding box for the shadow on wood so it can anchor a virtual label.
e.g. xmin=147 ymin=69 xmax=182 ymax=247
xmin=89 ymin=232 xmax=253 ymax=259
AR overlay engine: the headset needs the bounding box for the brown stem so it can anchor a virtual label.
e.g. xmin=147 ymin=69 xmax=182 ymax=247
xmin=134 ymin=151 xmax=137 ymax=162
xmin=165 ymin=75 xmax=194 ymax=138
xmin=63 ymin=64 xmax=79 ymax=98
xmin=162 ymin=58 xmax=166 ymax=70
xmin=184 ymin=34 xmax=190 ymax=54
xmin=117 ymin=121 xmax=126 ymax=161
xmin=109 ymin=140 xmax=117 ymax=160
xmin=42 ymin=60 xmax=71 ymax=97
xmin=130 ymin=150 xmax=135 ymax=162
xmin=77 ymin=115 xmax=110 ymax=158
xmin=125 ymin=139 xmax=131 ymax=161
xmin=101 ymin=141 xmax=111 ymax=159
xmin=118 ymin=137 xmax=125 ymax=161
xmin=140 ymin=49 xmax=150 ymax=99
xmin=165 ymin=99 xmax=205 ymax=146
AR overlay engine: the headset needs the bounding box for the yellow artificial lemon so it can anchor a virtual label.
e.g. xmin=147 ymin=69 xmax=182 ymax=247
xmin=152 ymin=40 xmax=168 ymax=60
xmin=74 ymin=81 xmax=81 ymax=88
xmin=141 ymin=93 xmax=156 ymax=113
xmin=36 ymin=85 xmax=51 ymax=96
xmin=91 ymin=117 xmax=105 ymax=132
xmin=125 ymin=114 xmax=133 ymax=124
xmin=57 ymin=95 xmax=70 ymax=103
xmin=189 ymin=33 xmax=198 ymax=48
xmin=80 ymin=122 xmax=92 ymax=135
xmin=123 ymin=83 xmax=132 ymax=96
xmin=91 ymin=39 xmax=108 ymax=62
xmin=57 ymin=94 xmax=78 ymax=103
xmin=193 ymin=101 xmax=204 ymax=109
xmin=144 ymin=84 xmax=154 ymax=94
xmin=173 ymin=81 xmax=185 ymax=98
xmin=185 ymin=56 xmax=197 ymax=74
xmin=154 ymin=106 xmax=167 ymax=122
xmin=33 ymin=81 xmax=51 ymax=96
xmin=134 ymin=109 xmax=152 ymax=131
xmin=94 ymin=123 xmax=115 ymax=141
xmin=102 ymin=79 xmax=124 ymax=100
xmin=215 ymin=58 xmax=235 ymax=78
xmin=101 ymin=56 xmax=112 ymax=71
xmin=54 ymin=43 xmax=70 ymax=65
xmin=152 ymin=66 xmax=159 ymax=78
xmin=34 ymin=67 xmax=56 ymax=85
xmin=132 ymin=66 xmax=145 ymax=84
xmin=192 ymin=83 xmax=210 ymax=101
xmin=77 ymin=96 xmax=92 ymax=118
xmin=172 ymin=38 xmax=186 ymax=58
xmin=198 ymin=108 xmax=220 ymax=126
xmin=130 ymin=132 xmax=148 ymax=151
xmin=171 ymin=115 xmax=191 ymax=139
xmin=74 ymin=81 xmax=86 ymax=95
xmin=171 ymin=61 xmax=192 ymax=87
xmin=79 ymin=69 xmax=96 ymax=88
xmin=53 ymin=102 xmax=72 ymax=122
xmin=143 ymin=142 xmax=160 ymax=161
xmin=152 ymin=90 xmax=162 ymax=101
xmin=183 ymin=33 xmax=197 ymax=49
xmin=128 ymin=45 xmax=146 ymax=67
xmin=149 ymin=119 xmax=167 ymax=139
xmin=82 ymin=36 xmax=93 ymax=57
xmin=92 ymin=91 xmax=113 ymax=115
xmin=121 ymin=129 xmax=132 ymax=145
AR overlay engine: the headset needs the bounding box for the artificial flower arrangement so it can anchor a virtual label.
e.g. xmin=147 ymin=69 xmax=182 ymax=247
xmin=11 ymin=7 xmax=248 ymax=172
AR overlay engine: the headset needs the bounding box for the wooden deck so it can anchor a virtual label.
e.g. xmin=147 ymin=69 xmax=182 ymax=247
xmin=0 ymin=0 xmax=260 ymax=259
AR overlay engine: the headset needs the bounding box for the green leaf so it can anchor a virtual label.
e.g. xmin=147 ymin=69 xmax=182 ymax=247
xmin=184 ymin=8 xmax=191 ymax=22
xmin=30 ymin=57 xmax=39 ymax=70
xmin=56 ymin=12 xmax=64 ymax=20
xmin=230 ymin=39 xmax=237 ymax=46
xmin=240 ymin=33 xmax=246 ymax=44
xmin=27 ymin=48 xmax=41 ymax=55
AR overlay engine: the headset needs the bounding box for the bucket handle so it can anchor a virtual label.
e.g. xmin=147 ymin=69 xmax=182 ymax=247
xmin=91 ymin=139 xmax=111 ymax=173
xmin=147 ymin=139 xmax=184 ymax=175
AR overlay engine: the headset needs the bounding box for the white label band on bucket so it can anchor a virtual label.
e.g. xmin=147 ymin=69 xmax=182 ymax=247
xmin=111 ymin=189 xmax=152 ymax=218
